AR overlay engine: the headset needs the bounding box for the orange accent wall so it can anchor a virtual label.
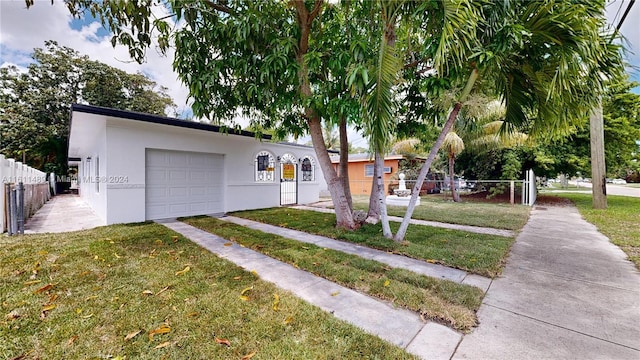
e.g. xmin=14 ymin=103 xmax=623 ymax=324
xmin=334 ymin=159 xmax=399 ymax=195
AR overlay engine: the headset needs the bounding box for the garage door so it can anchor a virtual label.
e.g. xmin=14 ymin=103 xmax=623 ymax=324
xmin=145 ymin=149 xmax=224 ymax=220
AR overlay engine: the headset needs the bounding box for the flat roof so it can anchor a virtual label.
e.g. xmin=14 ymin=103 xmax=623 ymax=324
xmin=71 ymin=104 xmax=272 ymax=140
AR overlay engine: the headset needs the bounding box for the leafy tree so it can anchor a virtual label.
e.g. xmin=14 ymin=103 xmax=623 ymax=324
xmin=0 ymin=41 xmax=175 ymax=174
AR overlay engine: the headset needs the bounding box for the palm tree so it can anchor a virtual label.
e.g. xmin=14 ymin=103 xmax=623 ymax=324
xmin=394 ymin=0 xmax=623 ymax=241
xmin=442 ymin=131 xmax=465 ymax=202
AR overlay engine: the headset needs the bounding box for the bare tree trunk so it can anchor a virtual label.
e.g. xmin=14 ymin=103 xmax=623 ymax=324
xmin=375 ymin=151 xmax=392 ymax=238
xmin=293 ymin=0 xmax=355 ymax=230
xmin=338 ymin=116 xmax=353 ymax=211
xmin=449 ymin=154 xmax=460 ymax=202
xmin=367 ymin=160 xmax=381 ymax=221
xmin=394 ymin=67 xmax=479 ymax=242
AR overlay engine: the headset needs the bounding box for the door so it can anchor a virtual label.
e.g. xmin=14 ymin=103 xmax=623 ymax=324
xmin=279 ymin=153 xmax=297 ymax=205
xmin=145 ymin=149 xmax=224 ymax=219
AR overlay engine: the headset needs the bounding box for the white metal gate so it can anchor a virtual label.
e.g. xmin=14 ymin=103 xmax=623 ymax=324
xmin=522 ymin=169 xmax=537 ymax=206
xmin=279 ymin=154 xmax=297 ymax=205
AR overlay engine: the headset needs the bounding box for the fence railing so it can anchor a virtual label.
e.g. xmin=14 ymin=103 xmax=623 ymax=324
xmin=1 ymin=154 xmax=51 ymax=234
xmin=346 ymin=170 xmax=538 ymax=206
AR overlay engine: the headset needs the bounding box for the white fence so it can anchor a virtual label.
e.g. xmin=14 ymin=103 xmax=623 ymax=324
xmin=1 ymin=154 xmax=50 ymax=234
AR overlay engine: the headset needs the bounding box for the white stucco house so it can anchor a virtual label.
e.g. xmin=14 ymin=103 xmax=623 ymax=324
xmin=68 ymin=104 xmax=325 ymax=225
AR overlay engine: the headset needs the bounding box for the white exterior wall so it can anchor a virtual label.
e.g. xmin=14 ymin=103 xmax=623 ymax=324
xmin=76 ymin=118 xmax=108 ymax=224
xmin=70 ymin=112 xmax=321 ymax=225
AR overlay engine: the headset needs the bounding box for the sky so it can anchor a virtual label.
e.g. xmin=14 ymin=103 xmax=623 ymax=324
xmin=0 ymin=0 xmax=638 ymax=148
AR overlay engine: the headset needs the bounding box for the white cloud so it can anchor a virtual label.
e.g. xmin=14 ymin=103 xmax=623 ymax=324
xmin=0 ymin=1 xmax=192 ymax=116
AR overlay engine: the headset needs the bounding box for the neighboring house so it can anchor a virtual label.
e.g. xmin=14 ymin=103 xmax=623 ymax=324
xmin=68 ymin=104 xmax=322 ymax=225
xmin=331 ymin=154 xmax=403 ymax=195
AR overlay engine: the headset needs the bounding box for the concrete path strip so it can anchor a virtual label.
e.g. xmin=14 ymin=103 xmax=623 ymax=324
xmin=157 ymin=218 xmax=462 ymax=360
xmin=293 ymin=205 xmax=516 ymax=237
xmin=24 ymin=194 xmax=103 ymax=234
xmin=453 ymin=205 xmax=640 ymax=359
xmin=221 ymin=215 xmax=492 ymax=292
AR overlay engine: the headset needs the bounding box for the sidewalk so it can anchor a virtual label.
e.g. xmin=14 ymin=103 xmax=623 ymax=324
xmin=157 ymin=218 xmax=462 ymax=360
xmin=454 ymin=205 xmax=640 ymax=359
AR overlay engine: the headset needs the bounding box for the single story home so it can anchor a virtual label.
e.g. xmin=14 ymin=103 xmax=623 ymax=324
xmin=331 ymin=153 xmax=402 ymax=195
xmin=68 ymin=104 xmax=323 ymax=225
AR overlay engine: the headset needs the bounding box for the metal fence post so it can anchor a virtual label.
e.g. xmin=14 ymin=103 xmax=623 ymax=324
xmin=10 ymin=187 xmax=17 ymax=235
xmin=17 ymin=182 xmax=24 ymax=235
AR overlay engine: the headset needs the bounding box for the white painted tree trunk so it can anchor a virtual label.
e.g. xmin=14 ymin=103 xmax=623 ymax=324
xmin=375 ymin=151 xmax=392 ymax=238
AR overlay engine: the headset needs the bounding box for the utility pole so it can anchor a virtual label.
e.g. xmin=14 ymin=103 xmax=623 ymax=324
xmin=590 ymin=101 xmax=607 ymax=209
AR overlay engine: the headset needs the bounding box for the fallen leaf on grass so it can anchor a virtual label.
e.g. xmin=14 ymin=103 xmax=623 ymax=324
xmin=383 ymin=279 xmax=390 ymax=287
xmin=142 ymin=290 xmax=154 ymax=296
xmin=223 ymin=242 xmax=233 ymax=247
xmin=114 ymin=253 xmax=121 ymax=259
xmin=175 ymin=266 xmax=190 ymax=276
xmin=42 ymin=304 xmax=56 ymax=311
xmin=241 ymin=351 xmax=257 ymax=360
xmin=81 ymin=313 xmax=94 ymax=319
xmin=172 ymin=236 xmax=179 ymax=242
xmin=67 ymin=335 xmax=78 ymax=346
xmin=156 ymin=285 xmax=171 ymax=296
xmin=240 ymin=286 xmax=253 ymax=295
xmin=155 ymin=341 xmax=173 ymax=349
xmin=85 ymin=295 xmax=98 ymax=301
xmin=233 ymin=276 xmax=242 ymax=280
xmin=273 ymin=294 xmax=280 ymax=311
xmin=23 ymin=280 xmax=41 ymax=286
xmin=124 ymin=330 xmax=142 ymax=341
xmin=33 ymin=284 xmax=53 ymax=294
xmin=214 ymin=337 xmax=231 ymax=346
xmin=239 ymin=296 xmax=250 ymax=301
xmin=284 ymin=316 xmax=294 ymax=324
xmin=149 ymin=324 xmax=171 ymax=341
xmin=49 ymin=294 xmax=58 ymax=302
xmin=426 ymin=259 xmax=436 ymax=264
xmin=6 ymin=310 xmax=20 ymax=320
xmin=186 ymin=312 xmax=199 ymax=317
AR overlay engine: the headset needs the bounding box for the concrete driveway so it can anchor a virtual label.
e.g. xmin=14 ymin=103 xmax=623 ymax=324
xmin=24 ymin=194 xmax=104 ymax=233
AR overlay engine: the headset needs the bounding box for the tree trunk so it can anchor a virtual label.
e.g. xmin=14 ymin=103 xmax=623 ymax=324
xmin=394 ymin=67 xmax=479 ymax=241
xmin=375 ymin=151 xmax=392 ymax=238
xmin=449 ymin=154 xmax=460 ymax=202
xmin=338 ymin=116 xmax=353 ymax=211
xmin=293 ymin=0 xmax=355 ymax=230
xmin=367 ymin=162 xmax=381 ymax=221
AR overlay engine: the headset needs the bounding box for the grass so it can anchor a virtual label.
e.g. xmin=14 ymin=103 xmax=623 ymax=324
xmin=182 ymin=216 xmax=484 ymax=332
xmin=231 ymin=208 xmax=516 ymax=278
xmin=0 ymin=223 xmax=416 ymax=359
xmin=352 ymin=196 xmax=530 ymax=230
xmin=559 ymin=193 xmax=640 ymax=268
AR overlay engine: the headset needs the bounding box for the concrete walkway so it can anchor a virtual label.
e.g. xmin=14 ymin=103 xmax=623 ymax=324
xmin=453 ymin=205 xmax=640 ymax=359
xmin=24 ymin=194 xmax=103 ymax=233
xmin=293 ymin=205 xmax=516 ymax=237
xmin=157 ymin=218 xmax=462 ymax=360
xmin=222 ymin=215 xmax=492 ymax=292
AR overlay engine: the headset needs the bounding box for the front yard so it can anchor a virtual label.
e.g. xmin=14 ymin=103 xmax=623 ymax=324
xmin=0 ymin=224 xmax=415 ymax=359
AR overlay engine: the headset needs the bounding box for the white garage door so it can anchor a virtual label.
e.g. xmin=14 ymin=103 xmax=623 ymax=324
xmin=145 ymin=149 xmax=224 ymax=220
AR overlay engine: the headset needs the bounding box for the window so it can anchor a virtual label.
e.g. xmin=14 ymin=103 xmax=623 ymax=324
xmin=301 ymin=156 xmax=315 ymax=181
xmin=255 ymin=151 xmax=275 ymax=182
xmin=364 ymin=164 xmax=392 ymax=177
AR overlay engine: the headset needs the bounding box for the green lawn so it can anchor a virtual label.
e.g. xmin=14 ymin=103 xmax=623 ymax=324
xmin=0 ymin=223 xmax=415 ymax=359
xmin=231 ymin=207 xmax=516 ymax=277
xmin=182 ymin=216 xmax=484 ymax=332
xmin=352 ymin=196 xmax=530 ymax=230
xmin=559 ymin=193 xmax=640 ymax=268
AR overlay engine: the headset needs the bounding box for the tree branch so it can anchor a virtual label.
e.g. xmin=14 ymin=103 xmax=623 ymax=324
xmin=203 ymin=0 xmax=234 ymax=15
xmin=308 ymin=0 xmax=324 ymax=24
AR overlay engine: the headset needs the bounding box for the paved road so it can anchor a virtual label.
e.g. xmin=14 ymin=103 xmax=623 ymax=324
xmin=568 ymin=181 xmax=640 ymax=197
xmin=454 ymin=205 xmax=640 ymax=359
